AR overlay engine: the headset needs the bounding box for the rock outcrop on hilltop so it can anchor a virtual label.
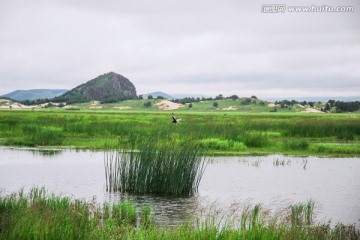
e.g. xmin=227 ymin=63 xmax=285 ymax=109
xmin=54 ymin=72 xmax=137 ymax=103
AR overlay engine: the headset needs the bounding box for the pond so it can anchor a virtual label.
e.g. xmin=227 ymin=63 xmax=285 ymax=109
xmin=0 ymin=147 xmax=359 ymax=226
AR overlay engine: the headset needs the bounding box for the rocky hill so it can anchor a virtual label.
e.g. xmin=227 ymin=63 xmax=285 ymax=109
xmin=54 ymin=72 xmax=137 ymax=104
xmin=1 ymin=89 xmax=67 ymax=101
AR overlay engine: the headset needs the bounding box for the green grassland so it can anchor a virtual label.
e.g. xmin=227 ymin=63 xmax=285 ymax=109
xmin=0 ymin=108 xmax=359 ymax=156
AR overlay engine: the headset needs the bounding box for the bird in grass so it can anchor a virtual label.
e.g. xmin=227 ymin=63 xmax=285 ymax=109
xmin=172 ymin=113 xmax=182 ymax=123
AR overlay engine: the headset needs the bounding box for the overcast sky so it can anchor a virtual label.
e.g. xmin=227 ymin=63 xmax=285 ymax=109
xmin=1 ymin=0 xmax=359 ymax=99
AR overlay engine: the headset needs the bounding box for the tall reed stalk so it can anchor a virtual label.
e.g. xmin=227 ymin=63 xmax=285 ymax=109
xmin=105 ymin=136 xmax=208 ymax=196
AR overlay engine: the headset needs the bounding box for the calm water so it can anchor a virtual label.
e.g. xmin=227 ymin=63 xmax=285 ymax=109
xmin=0 ymin=147 xmax=359 ymax=225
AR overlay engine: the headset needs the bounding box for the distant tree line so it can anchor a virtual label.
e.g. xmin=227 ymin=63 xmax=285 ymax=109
xmin=144 ymin=95 xmax=164 ymax=100
xmin=99 ymin=96 xmax=137 ymax=104
xmin=171 ymin=94 xmax=260 ymax=105
xmin=5 ymin=94 xmax=358 ymax=113
xmin=274 ymin=100 xmax=320 ymax=109
xmin=330 ymin=100 xmax=360 ymax=113
xmin=273 ymin=99 xmax=360 ymax=112
xmin=19 ymin=98 xmax=52 ymax=106
xmin=52 ymin=94 xmax=88 ymax=104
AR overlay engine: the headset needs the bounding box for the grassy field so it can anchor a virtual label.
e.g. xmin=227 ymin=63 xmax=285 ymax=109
xmin=1 ymin=188 xmax=359 ymax=240
xmin=0 ymin=110 xmax=359 ymax=156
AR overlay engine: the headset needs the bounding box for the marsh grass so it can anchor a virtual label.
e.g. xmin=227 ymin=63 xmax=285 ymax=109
xmin=105 ymin=136 xmax=208 ymax=196
xmin=30 ymin=127 xmax=64 ymax=145
xmin=1 ymin=189 xmax=359 ymax=240
xmin=274 ymin=158 xmax=286 ymax=166
xmin=199 ymin=138 xmax=247 ymax=151
xmin=251 ymin=159 xmax=262 ymax=167
xmin=283 ymin=139 xmax=309 ymax=151
xmin=1 ymin=111 xmax=360 ymax=156
xmin=290 ymin=200 xmax=315 ymax=226
xmin=273 ymin=158 xmax=292 ymax=166
xmin=240 ymin=132 xmax=270 ymax=148
xmin=0 ymin=188 xmax=153 ymax=239
xmin=311 ymin=143 xmax=360 ymax=156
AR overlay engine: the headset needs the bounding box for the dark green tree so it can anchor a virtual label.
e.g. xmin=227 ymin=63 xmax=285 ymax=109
xmin=241 ymin=98 xmax=252 ymax=105
xmin=324 ymin=103 xmax=331 ymax=112
xmin=143 ymin=101 xmax=152 ymax=108
xmin=228 ymin=95 xmax=239 ymax=100
xmin=215 ymin=94 xmax=224 ymax=100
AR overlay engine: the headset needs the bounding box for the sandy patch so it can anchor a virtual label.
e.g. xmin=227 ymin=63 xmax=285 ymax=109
xmin=37 ymin=102 xmax=62 ymax=107
xmin=222 ymin=106 xmax=238 ymax=110
xmin=0 ymin=100 xmax=64 ymax=109
xmin=267 ymin=103 xmax=275 ymax=107
xmin=302 ymin=108 xmax=324 ymax=113
xmin=50 ymin=102 xmax=62 ymax=106
xmin=0 ymin=99 xmax=10 ymax=103
xmin=113 ymin=106 xmax=131 ymax=110
xmin=4 ymin=103 xmax=33 ymax=109
xmin=89 ymin=106 xmax=103 ymax=109
xmin=155 ymin=100 xmax=184 ymax=110
xmin=11 ymin=103 xmax=25 ymax=109
xmin=297 ymin=104 xmax=305 ymax=108
xmin=64 ymin=105 xmax=79 ymax=109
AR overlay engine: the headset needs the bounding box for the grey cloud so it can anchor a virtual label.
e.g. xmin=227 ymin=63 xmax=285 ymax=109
xmin=0 ymin=0 xmax=359 ymax=98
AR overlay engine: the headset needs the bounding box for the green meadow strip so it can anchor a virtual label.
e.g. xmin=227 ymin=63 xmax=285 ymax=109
xmin=0 ymin=111 xmax=360 ymax=156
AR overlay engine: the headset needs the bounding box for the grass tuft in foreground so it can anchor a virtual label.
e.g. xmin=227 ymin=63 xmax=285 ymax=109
xmin=105 ymin=136 xmax=208 ymax=196
xmin=1 ymin=188 xmax=359 ymax=240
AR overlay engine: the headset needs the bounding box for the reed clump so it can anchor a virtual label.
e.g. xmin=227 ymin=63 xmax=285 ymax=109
xmin=105 ymin=136 xmax=208 ymax=196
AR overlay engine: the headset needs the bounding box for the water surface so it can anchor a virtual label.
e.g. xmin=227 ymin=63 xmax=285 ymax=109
xmin=0 ymin=147 xmax=359 ymax=225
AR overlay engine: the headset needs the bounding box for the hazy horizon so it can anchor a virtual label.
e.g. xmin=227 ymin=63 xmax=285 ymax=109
xmin=2 ymin=87 xmax=360 ymax=102
xmin=1 ymin=0 xmax=359 ymax=99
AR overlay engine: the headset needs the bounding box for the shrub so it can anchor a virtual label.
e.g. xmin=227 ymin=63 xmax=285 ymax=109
xmin=144 ymin=101 xmax=152 ymax=108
